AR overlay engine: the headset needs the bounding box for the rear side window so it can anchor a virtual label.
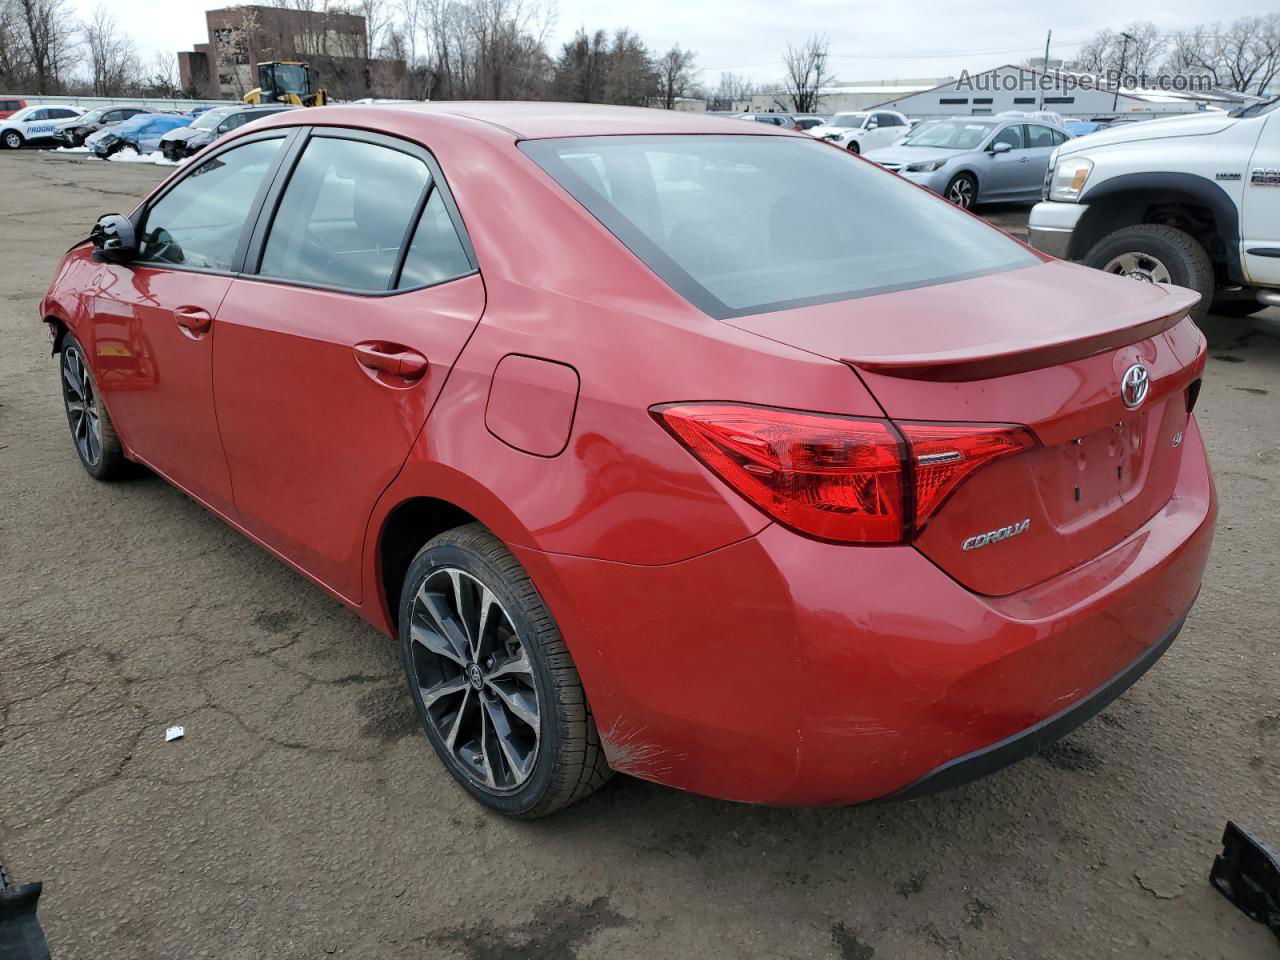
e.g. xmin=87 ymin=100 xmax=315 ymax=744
xmin=138 ymin=137 xmax=284 ymax=272
xmin=523 ymin=135 xmax=1037 ymax=319
xmin=259 ymin=136 xmax=430 ymax=291
xmin=397 ymin=189 xmax=472 ymax=289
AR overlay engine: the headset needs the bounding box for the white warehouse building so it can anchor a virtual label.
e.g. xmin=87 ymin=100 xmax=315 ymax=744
xmin=746 ymin=78 xmax=952 ymax=115
xmin=871 ymin=65 xmax=1214 ymax=119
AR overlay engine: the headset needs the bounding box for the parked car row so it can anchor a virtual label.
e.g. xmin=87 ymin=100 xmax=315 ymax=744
xmin=0 ymin=100 xmax=297 ymax=159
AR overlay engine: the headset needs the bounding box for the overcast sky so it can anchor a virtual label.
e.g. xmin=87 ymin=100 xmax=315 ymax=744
xmin=67 ymin=0 xmax=1270 ymax=87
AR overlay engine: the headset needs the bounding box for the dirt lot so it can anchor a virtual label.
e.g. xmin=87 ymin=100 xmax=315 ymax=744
xmin=2 ymin=149 xmax=1279 ymax=960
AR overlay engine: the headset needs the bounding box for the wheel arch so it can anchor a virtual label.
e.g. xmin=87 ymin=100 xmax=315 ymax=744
xmin=1071 ymin=173 xmax=1242 ymax=282
xmin=375 ymin=495 xmax=481 ymax=632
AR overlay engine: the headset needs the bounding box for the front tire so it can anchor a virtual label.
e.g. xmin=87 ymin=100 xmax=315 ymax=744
xmin=945 ymin=172 xmax=977 ymax=209
xmin=59 ymin=332 xmax=129 ymax=480
xmin=2 ymin=130 xmax=23 ymax=149
xmin=1084 ymin=224 xmax=1214 ymax=322
xmin=399 ymin=523 xmax=611 ymax=817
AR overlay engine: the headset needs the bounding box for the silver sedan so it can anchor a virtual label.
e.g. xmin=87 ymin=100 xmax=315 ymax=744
xmin=864 ymin=116 xmax=1072 ymax=209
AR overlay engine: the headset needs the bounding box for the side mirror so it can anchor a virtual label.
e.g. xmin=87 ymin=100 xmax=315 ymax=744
xmin=990 ymin=141 xmax=1013 ymax=154
xmin=90 ymin=214 xmax=137 ymax=263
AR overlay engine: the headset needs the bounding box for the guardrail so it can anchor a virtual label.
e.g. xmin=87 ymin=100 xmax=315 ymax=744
xmin=12 ymin=94 xmax=236 ymax=112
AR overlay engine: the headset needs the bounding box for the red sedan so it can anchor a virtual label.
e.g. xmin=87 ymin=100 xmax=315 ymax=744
xmin=41 ymin=103 xmax=1215 ymax=817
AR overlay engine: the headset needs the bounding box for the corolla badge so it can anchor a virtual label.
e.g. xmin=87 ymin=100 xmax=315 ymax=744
xmin=1121 ymin=363 xmax=1150 ymax=410
xmin=961 ymin=518 xmax=1031 ymax=552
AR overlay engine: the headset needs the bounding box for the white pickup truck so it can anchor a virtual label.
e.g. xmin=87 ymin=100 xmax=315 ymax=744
xmin=1028 ymin=98 xmax=1280 ymax=321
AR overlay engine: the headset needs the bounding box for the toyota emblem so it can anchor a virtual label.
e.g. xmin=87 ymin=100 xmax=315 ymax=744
xmin=1121 ymin=363 xmax=1150 ymax=410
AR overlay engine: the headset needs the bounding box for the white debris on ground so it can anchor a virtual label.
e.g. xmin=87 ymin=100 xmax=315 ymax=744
xmin=53 ymin=146 xmax=90 ymax=154
xmin=108 ymin=148 xmax=178 ymax=165
xmin=164 ymin=725 xmax=185 ymax=742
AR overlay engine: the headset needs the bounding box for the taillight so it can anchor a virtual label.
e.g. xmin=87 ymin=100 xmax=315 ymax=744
xmin=653 ymin=403 xmax=1036 ymax=544
xmin=653 ymin=404 xmax=907 ymax=543
xmin=897 ymin=422 xmax=1036 ymax=529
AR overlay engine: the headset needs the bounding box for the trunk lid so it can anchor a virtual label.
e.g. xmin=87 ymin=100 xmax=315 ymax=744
xmin=721 ymin=260 xmax=1206 ymax=595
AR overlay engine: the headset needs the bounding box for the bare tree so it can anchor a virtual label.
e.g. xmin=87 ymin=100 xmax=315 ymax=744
xmin=653 ymin=44 xmax=695 ymax=109
xmin=10 ymin=0 xmax=78 ymax=92
xmin=83 ymin=4 xmax=139 ymax=95
xmin=782 ymin=34 xmax=833 ymax=114
xmin=710 ymin=71 xmax=753 ymax=111
xmin=357 ymin=0 xmax=388 ymax=59
xmin=1076 ymin=22 xmax=1163 ymax=77
xmin=1166 ymin=15 xmax=1280 ymax=95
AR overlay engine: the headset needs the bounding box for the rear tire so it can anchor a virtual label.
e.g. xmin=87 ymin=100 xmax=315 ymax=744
xmin=945 ymin=172 xmax=977 ymax=209
xmin=59 ymin=332 xmax=129 ymax=481
xmin=399 ymin=523 xmax=611 ymax=817
xmin=1084 ymin=224 xmax=1214 ymax=323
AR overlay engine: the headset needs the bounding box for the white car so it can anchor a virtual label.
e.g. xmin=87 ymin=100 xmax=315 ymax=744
xmin=808 ymin=110 xmax=911 ymax=154
xmin=1 ymin=105 xmax=82 ymax=149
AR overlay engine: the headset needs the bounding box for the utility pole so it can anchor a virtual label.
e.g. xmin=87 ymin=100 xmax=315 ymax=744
xmin=1112 ymin=31 xmax=1136 ymax=112
xmin=1038 ymin=29 xmax=1052 ymax=109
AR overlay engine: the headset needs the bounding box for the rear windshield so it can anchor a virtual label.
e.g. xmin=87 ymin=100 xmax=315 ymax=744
xmin=522 ymin=135 xmax=1037 ymax=319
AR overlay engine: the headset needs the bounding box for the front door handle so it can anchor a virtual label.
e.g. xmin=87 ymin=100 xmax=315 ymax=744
xmin=174 ymin=305 xmax=212 ymax=333
xmin=354 ymin=342 xmax=429 ymax=379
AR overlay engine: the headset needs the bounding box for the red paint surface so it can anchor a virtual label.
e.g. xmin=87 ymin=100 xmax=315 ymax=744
xmin=40 ymin=103 xmax=1217 ymax=804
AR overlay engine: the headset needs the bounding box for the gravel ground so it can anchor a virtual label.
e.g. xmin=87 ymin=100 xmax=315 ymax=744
xmin=2 ymin=149 xmax=1279 ymax=960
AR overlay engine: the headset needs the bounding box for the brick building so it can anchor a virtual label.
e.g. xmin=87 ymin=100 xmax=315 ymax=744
xmin=178 ymin=5 xmax=405 ymax=101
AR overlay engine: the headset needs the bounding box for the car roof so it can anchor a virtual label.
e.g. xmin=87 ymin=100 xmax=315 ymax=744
xmin=299 ymin=102 xmax=798 ymax=139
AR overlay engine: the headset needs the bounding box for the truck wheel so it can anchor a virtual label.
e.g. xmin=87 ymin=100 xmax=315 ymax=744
xmin=1084 ymin=224 xmax=1214 ymax=322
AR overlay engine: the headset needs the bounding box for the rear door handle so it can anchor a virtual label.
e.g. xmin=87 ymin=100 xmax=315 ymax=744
xmin=174 ymin=305 xmax=212 ymax=333
xmin=354 ymin=342 xmax=429 ymax=379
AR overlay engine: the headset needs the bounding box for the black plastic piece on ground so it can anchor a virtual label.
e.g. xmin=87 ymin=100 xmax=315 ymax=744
xmin=884 ymin=613 xmax=1187 ymax=802
xmin=0 ymin=863 xmax=52 ymax=960
xmin=1211 ymin=822 xmax=1280 ymax=940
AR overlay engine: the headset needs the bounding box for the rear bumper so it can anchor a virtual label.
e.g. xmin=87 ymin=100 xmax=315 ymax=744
xmin=515 ymin=417 xmax=1216 ymax=806
xmin=885 ymin=608 xmax=1187 ymax=801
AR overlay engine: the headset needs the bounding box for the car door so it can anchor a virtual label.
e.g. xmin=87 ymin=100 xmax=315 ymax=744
xmin=90 ymin=132 xmax=293 ymax=514
xmin=978 ymin=123 xmax=1029 ymax=201
xmin=212 ymin=128 xmax=484 ymax=601
xmin=1019 ymin=124 xmax=1063 ymax=201
xmin=1242 ymin=112 xmax=1280 ymax=286
xmin=866 ymin=114 xmax=898 ymax=151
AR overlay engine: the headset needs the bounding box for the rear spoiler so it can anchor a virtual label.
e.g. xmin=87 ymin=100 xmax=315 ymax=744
xmin=842 ymin=306 xmax=1194 ymax=383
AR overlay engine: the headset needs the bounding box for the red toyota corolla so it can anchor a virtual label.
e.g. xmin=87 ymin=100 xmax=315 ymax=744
xmin=41 ymin=103 xmax=1215 ymax=817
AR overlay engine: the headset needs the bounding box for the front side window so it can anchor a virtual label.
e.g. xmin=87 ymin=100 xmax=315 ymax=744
xmin=258 ymin=136 xmax=430 ymax=291
xmin=1026 ymin=124 xmax=1059 ymax=149
xmin=990 ymin=125 xmax=1025 ymax=150
xmin=137 ymin=137 xmax=284 ymax=272
xmin=523 ymin=135 xmax=1038 ymax=319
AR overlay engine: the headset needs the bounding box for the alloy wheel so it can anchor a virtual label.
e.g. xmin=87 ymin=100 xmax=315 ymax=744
xmin=947 ymin=177 xmax=975 ymax=208
xmin=408 ymin=567 xmax=540 ymax=792
xmin=1101 ymin=251 xmax=1172 ymax=285
xmin=3 ymin=131 xmax=20 ymax=149
xmin=61 ymin=344 xmax=103 ymax=466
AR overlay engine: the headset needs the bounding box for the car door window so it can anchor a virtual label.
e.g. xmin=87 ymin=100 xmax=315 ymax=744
xmin=397 ymin=188 xmax=472 ymax=289
xmin=258 ymin=136 xmax=430 ymax=291
xmin=990 ymin=125 xmax=1025 ymax=150
xmin=1025 ymin=124 xmax=1057 ymax=149
xmin=137 ymin=137 xmax=285 ymax=272
xmin=27 ymin=108 xmax=47 ymax=121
